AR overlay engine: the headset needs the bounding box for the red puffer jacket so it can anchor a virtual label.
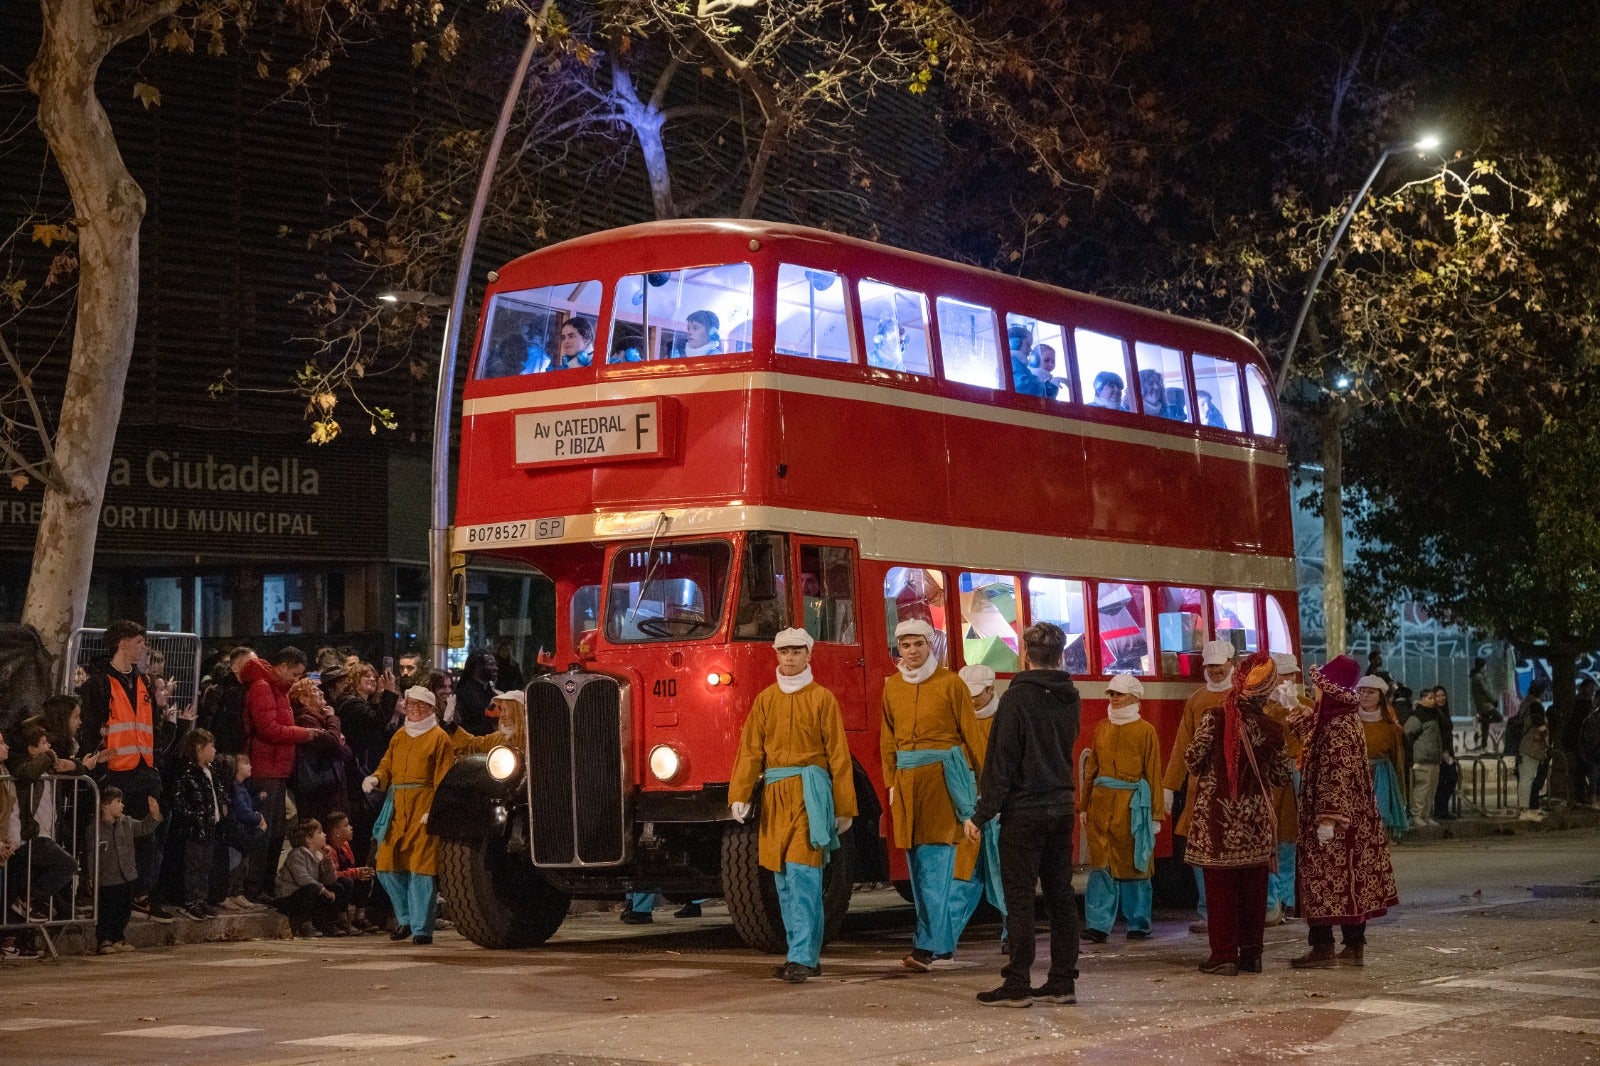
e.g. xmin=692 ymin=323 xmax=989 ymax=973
xmin=243 ymin=657 xmax=315 ymax=779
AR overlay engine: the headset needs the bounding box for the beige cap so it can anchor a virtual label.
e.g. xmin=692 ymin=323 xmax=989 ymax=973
xmin=1201 ymin=639 xmax=1237 ymax=666
xmin=772 ymin=627 xmax=816 ymax=651
xmin=894 ymin=619 xmax=936 ymax=641
xmin=1107 ymin=673 xmax=1144 ymax=697
xmin=958 ymin=664 xmax=996 ymax=696
xmin=403 ymin=685 xmax=436 ymax=707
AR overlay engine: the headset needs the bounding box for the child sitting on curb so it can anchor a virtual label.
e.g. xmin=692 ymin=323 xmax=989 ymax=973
xmin=273 ymin=818 xmax=347 ymax=938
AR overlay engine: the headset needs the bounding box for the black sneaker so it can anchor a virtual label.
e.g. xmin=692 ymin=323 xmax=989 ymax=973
xmin=934 ymin=951 xmax=954 ymax=960
xmin=389 ymin=925 xmax=412 ymax=941
xmin=673 ymin=902 xmax=703 ymax=919
xmin=976 ymin=985 xmax=1033 ymax=1007
xmin=412 ymin=934 xmax=433 ymax=946
xmin=180 ymin=903 xmax=209 ymax=922
xmin=774 ymin=961 xmax=821 ymax=982
xmin=145 ymin=902 xmax=176 ymax=924
xmin=1030 ymin=983 xmax=1076 ymax=1004
xmin=1080 ymin=928 xmax=1108 ymax=944
xmin=1126 ymin=929 xmax=1150 ymax=941
xmin=619 ymin=909 xmax=654 ymax=925
xmin=902 ymin=948 xmax=935 ymax=972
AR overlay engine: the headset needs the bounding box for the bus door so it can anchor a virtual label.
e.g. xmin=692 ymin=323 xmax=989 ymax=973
xmin=795 ymin=539 xmax=867 ymax=730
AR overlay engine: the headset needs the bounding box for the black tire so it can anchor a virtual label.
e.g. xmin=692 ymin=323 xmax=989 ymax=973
xmin=721 ymin=821 xmax=855 ymax=954
xmin=437 ymin=832 xmax=569 ymax=949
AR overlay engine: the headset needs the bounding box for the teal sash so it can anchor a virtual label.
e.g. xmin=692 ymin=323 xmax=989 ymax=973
xmin=1093 ymin=776 xmax=1154 ymax=875
xmin=372 ymin=782 xmax=422 ymax=844
xmin=764 ymin=765 xmax=840 ymax=861
xmin=1368 ymin=758 xmax=1409 ymax=834
xmin=895 ymin=746 xmax=977 ymax=820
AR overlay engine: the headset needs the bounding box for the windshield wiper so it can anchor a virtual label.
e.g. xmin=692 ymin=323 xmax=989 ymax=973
xmin=624 ymin=512 xmax=672 ymax=626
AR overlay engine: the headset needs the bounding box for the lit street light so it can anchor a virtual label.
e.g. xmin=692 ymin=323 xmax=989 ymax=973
xmin=1275 ymin=133 xmax=1443 ymax=396
xmin=378 ymin=290 xmax=450 ymax=307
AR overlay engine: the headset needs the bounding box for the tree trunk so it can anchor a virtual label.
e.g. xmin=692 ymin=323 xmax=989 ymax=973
xmin=736 ymin=113 xmax=788 ymax=219
xmin=1320 ymin=403 xmax=1347 ymax=658
xmin=24 ymin=0 xmax=149 ymax=669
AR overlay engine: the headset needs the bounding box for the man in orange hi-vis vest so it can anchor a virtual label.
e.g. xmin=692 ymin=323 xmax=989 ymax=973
xmin=79 ymin=620 xmax=180 ymax=923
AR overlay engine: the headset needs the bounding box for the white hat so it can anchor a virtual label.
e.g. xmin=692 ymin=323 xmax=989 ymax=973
xmin=958 ymin=664 xmax=996 ymax=696
xmin=404 ymin=685 xmax=436 ymax=707
xmin=1271 ymin=653 xmax=1300 ymax=676
xmin=492 ymin=690 xmax=526 ymax=706
xmin=1107 ymin=673 xmax=1144 ymax=697
xmin=1201 ymin=639 xmax=1236 ymax=666
xmin=1356 ymin=675 xmax=1389 ymax=693
xmin=894 ymin=619 xmax=936 ymax=642
xmin=772 ymin=627 xmax=815 ymax=651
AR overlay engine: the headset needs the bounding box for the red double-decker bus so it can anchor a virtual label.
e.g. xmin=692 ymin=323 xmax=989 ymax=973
xmin=429 ymin=219 xmax=1297 ymax=952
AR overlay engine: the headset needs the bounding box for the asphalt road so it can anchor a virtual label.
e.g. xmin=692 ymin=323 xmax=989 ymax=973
xmin=4 ymin=828 xmax=1599 ymax=1065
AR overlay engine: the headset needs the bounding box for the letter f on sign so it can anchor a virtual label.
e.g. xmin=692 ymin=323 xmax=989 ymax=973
xmin=635 ymin=411 xmax=652 ymax=450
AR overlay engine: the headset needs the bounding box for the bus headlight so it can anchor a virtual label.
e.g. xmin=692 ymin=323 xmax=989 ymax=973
xmin=706 ymin=671 xmax=732 ymax=687
xmin=649 ymin=744 xmax=685 ymax=784
xmin=486 ymin=746 xmax=520 ymax=781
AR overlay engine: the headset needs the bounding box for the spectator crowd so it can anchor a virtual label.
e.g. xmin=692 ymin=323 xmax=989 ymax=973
xmin=2 ymin=620 xmax=534 ymax=959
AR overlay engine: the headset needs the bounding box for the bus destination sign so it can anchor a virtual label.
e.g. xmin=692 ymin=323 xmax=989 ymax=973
xmin=514 ymin=399 xmax=668 ymax=468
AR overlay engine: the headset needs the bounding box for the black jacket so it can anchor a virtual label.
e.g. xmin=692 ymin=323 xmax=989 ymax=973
xmin=972 ymin=669 xmax=1081 ymax=825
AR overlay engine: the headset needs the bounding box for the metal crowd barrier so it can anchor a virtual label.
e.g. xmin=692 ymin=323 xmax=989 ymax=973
xmin=64 ymin=628 xmax=204 ymax=713
xmin=1 ymin=772 xmax=101 ymax=960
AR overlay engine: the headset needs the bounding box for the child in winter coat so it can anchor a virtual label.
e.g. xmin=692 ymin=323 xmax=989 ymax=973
xmin=274 ymin=818 xmax=347 ymax=937
xmin=169 ymin=729 xmax=227 ymax=920
xmin=214 ymin=753 xmax=267 ymax=911
xmin=96 ymin=786 xmax=163 ymax=953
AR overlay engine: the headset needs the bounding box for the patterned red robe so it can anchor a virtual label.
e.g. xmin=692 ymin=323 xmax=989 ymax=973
xmin=1182 ymin=708 xmax=1288 ymax=868
xmin=1291 ymin=707 xmax=1400 ymax=922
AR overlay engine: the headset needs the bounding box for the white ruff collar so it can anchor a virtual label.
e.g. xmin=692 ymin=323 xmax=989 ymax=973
xmin=776 ymin=666 xmax=813 ymax=695
xmin=1357 ymin=708 xmax=1383 ymax=723
xmin=898 ymin=658 xmax=938 ymax=685
xmin=974 ymin=699 xmax=997 ymax=720
xmin=1206 ymin=670 xmax=1235 ymax=692
xmin=403 ymin=714 xmax=438 ymax=737
xmin=1107 ymin=703 xmax=1141 ymax=725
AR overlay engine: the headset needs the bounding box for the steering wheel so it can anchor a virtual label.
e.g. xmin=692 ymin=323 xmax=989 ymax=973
xmin=637 ymin=614 xmax=713 ymax=639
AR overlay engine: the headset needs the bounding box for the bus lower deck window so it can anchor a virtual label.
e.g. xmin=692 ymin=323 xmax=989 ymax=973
xmin=1097 ymin=581 xmax=1152 ymax=675
xmin=885 ymin=566 xmax=947 ymax=663
xmin=1213 ymin=590 xmax=1260 ymax=653
xmin=1157 ymin=585 xmax=1206 ymax=677
xmin=1026 ymin=576 xmax=1088 ymax=675
xmin=958 ymin=572 xmax=1020 ymax=673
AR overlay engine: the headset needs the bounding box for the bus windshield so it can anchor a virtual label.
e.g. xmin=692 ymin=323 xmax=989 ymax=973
xmin=605 ymin=540 xmax=732 ymax=643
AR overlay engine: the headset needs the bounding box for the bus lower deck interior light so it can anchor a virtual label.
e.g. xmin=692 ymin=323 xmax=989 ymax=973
xmin=486 ymin=746 xmax=519 ymax=781
xmin=649 ymin=744 xmax=684 ymax=783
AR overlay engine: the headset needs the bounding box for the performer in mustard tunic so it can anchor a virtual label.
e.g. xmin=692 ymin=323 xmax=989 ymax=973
xmin=1355 ymin=675 xmax=1409 ymax=841
xmin=728 ymin=628 xmax=857 ymax=982
xmin=1079 ymin=673 xmax=1164 ymax=942
xmin=1163 ymin=639 xmax=1236 ymax=934
xmin=950 ymin=664 xmax=1005 ymax=952
xmin=362 ymin=686 xmax=458 ymax=945
xmin=1264 ymin=654 xmax=1308 ymax=924
xmin=880 ymin=619 xmax=986 ymax=972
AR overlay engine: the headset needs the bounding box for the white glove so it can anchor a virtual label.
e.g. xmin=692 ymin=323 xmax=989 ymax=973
xmin=499 ymin=720 xmax=515 ymax=738
xmin=833 ymin=816 xmax=853 ymax=834
xmin=421 ymin=812 xmax=428 ymax=825
xmin=730 ymin=801 xmax=751 ymax=823
xmin=1316 ymin=822 xmax=1335 ymax=843
xmin=1163 ymin=788 xmax=1175 ymax=813
xmin=888 ymin=787 xmax=895 ymax=807
xmin=1153 ymin=820 xmax=1163 ymax=834
xmin=362 ymin=775 xmax=380 ymax=794
xmin=1274 ymin=681 xmax=1299 ymax=707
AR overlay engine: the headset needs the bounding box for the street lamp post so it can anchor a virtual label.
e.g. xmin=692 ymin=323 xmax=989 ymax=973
xmin=426 ymin=10 xmax=549 ymax=672
xmin=1277 ymin=133 xmax=1439 ymax=659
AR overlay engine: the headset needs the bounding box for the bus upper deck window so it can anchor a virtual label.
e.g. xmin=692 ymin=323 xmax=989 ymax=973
xmin=1212 ymin=590 xmax=1259 ymax=654
xmin=776 ymin=265 xmax=852 ymax=362
xmin=1075 ymin=329 xmax=1132 ymax=412
xmin=937 ymin=298 xmax=1002 ymax=390
xmin=1097 ymin=581 xmax=1152 ymax=675
xmin=858 ymin=280 xmax=932 ymax=375
xmin=476 ymin=281 xmax=603 ymax=378
xmin=608 ymin=264 xmax=754 ymax=363
xmin=1190 ymin=353 xmax=1244 ymax=431
xmin=1245 ymin=364 xmax=1277 ymax=438
xmin=1005 ymin=314 xmax=1069 ymax=400
xmin=1134 ymin=341 xmax=1191 ymax=423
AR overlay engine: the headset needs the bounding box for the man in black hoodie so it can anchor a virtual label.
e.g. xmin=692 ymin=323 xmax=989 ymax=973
xmin=965 ymin=621 xmax=1082 ymax=1007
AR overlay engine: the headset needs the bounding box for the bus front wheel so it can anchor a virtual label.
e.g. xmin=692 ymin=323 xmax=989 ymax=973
xmin=721 ymin=820 xmax=854 ymax=954
xmin=437 ymin=833 xmax=569 ymax=949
